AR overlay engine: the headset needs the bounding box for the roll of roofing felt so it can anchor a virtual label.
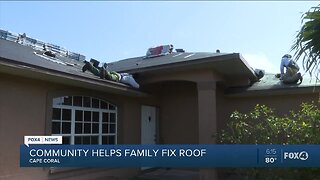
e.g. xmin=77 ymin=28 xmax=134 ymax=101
xmin=254 ymin=69 xmax=265 ymax=79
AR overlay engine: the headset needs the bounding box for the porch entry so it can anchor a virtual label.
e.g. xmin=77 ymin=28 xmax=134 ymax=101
xmin=141 ymin=105 xmax=157 ymax=144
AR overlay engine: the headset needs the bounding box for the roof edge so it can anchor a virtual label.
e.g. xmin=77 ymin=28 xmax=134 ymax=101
xmin=225 ymin=86 xmax=320 ymax=97
xmin=121 ymin=53 xmax=256 ymax=78
xmin=0 ymin=57 xmax=148 ymax=97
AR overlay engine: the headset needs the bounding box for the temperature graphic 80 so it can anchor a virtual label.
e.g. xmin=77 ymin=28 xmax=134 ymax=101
xmin=264 ymin=148 xmax=278 ymax=164
xmin=265 ymin=157 xmax=277 ymax=163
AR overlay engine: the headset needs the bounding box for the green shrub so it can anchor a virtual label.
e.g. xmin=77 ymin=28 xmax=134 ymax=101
xmin=218 ymin=101 xmax=320 ymax=179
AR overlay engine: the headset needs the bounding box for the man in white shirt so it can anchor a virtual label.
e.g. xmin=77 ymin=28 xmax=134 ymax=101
xmin=279 ymin=54 xmax=303 ymax=84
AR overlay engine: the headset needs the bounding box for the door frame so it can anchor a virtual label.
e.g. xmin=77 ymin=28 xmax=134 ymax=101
xmin=141 ymin=105 xmax=159 ymax=144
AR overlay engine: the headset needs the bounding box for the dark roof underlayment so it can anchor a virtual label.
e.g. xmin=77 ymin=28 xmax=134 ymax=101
xmin=0 ymin=38 xmax=146 ymax=97
xmin=108 ymin=52 xmax=231 ymax=73
xmin=108 ymin=48 xmax=319 ymax=95
xmin=0 ymin=30 xmax=319 ymax=96
xmin=226 ymin=73 xmax=320 ymax=96
xmin=107 ymin=52 xmax=258 ymax=83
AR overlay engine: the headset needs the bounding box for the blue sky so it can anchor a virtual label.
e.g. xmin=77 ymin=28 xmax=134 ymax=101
xmin=0 ymin=1 xmax=319 ymax=73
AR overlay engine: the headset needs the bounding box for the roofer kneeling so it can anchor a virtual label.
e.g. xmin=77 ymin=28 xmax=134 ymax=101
xmin=279 ymin=54 xmax=303 ymax=84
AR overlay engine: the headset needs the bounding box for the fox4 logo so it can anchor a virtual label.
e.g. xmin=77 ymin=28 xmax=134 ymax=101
xmin=284 ymin=151 xmax=308 ymax=161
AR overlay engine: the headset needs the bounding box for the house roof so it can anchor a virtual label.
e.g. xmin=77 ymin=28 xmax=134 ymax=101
xmin=226 ymin=73 xmax=320 ymax=96
xmin=2 ymin=34 xmax=318 ymax=97
xmin=108 ymin=52 xmax=258 ymax=82
xmin=108 ymin=52 xmax=229 ymax=72
xmin=0 ymin=38 xmax=146 ymax=97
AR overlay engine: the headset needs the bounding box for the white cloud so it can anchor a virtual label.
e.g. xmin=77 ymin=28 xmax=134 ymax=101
xmin=242 ymin=53 xmax=278 ymax=73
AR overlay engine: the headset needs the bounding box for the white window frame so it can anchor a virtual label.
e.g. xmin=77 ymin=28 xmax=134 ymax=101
xmin=52 ymin=96 xmax=117 ymax=145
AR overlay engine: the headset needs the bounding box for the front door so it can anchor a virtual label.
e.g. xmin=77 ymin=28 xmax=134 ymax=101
xmin=141 ymin=105 xmax=156 ymax=144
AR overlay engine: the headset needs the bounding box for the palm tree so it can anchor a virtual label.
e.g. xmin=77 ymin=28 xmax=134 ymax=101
xmin=291 ymin=5 xmax=320 ymax=79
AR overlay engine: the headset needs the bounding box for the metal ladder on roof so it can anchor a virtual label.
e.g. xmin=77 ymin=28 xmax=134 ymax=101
xmin=0 ymin=29 xmax=86 ymax=61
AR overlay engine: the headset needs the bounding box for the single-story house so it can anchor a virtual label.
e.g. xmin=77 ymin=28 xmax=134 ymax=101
xmin=0 ymin=30 xmax=319 ymax=180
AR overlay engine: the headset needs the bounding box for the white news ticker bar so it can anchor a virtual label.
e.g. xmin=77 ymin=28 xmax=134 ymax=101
xmin=24 ymin=136 xmax=62 ymax=147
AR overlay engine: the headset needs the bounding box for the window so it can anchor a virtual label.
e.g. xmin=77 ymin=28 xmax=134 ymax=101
xmin=52 ymin=96 xmax=117 ymax=145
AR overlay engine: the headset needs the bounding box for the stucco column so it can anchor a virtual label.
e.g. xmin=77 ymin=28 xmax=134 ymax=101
xmin=197 ymin=81 xmax=217 ymax=180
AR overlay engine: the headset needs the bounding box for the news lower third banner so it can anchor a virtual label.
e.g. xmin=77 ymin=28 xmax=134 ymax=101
xmin=20 ymin=144 xmax=320 ymax=167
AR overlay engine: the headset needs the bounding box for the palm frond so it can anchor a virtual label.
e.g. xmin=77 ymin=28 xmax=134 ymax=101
xmin=291 ymin=4 xmax=320 ymax=79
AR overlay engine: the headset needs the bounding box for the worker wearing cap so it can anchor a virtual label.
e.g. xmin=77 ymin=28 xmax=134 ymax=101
xmin=279 ymin=54 xmax=302 ymax=84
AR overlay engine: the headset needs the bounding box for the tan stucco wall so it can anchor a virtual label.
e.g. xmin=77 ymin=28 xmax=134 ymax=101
xmin=2 ymin=70 xmax=318 ymax=179
xmin=217 ymin=90 xmax=319 ymax=131
xmin=0 ymin=74 xmax=141 ymax=180
xmin=0 ymin=74 xmax=48 ymax=179
xmin=144 ymin=81 xmax=199 ymax=144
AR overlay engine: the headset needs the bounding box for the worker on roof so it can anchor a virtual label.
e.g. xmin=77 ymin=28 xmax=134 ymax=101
xmin=279 ymin=54 xmax=303 ymax=84
xmin=16 ymin=33 xmax=26 ymax=44
xmin=43 ymin=44 xmax=56 ymax=58
xmin=82 ymin=60 xmax=140 ymax=89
